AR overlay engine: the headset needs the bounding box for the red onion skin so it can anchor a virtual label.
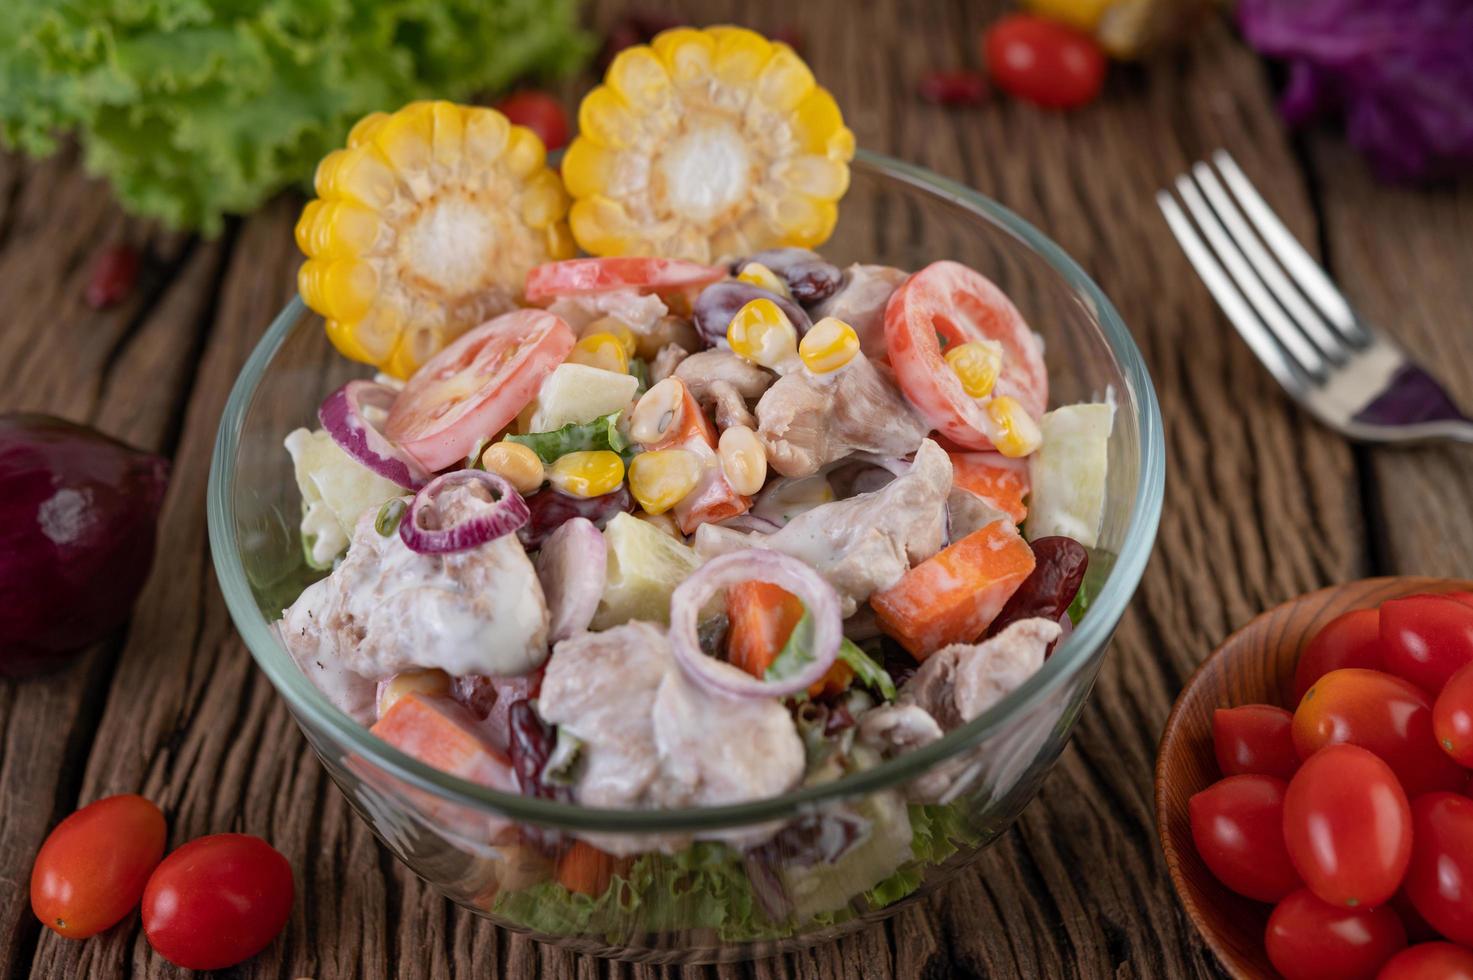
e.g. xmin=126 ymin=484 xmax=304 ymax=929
xmin=318 ymin=381 xmax=427 ymax=490
xmin=0 ymin=415 xmax=168 ymax=675
xmin=399 ymin=470 xmax=529 ymax=555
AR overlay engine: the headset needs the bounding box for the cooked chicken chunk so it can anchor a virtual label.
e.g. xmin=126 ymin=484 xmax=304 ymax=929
xmin=810 ymin=264 xmax=908 ymax=359
xmin=755 ymin=353 xmax=928 ymax=478
xmin=947 ymin=487 xmax=1012 ymax=541
xmin=857 ymin=702 xmax=943 ymax=756
xmin=650 ymin=343 xmax=689 ymax=383
xmin=675 ymin=350 xmax=775 ymax=401
xmin=902 ymin=618 xmax=1060 ymax=729
xmin=693 ymin=439 xmax=951 ymax=613
xmin=277 ymin=580 xmax=378 ymax=724
xmin=280 ymin=490 xmax=551 ymax=684
xmin=546 ymin=289 xmax=668 ymax=335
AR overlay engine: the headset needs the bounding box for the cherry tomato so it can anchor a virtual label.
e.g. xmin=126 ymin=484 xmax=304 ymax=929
xmin=1404 ymin=792 xmax=1473 ymax=946
xmin=981 ymin=14 xmax=1107 ymax=110
xmin=1449 ymin=592 xmax=1473 ymax=609
xmin=1188 ymin=774 xmax=1301 ymax=902
xmin=1283 ymin=743 xmax=1412 ymax=908
xmin=883 ymin=260 xmax=1049 ymax=450
xmin=1296 ymin=608 xmax=1386 ymax=702
xmin=30 ymin=794 xmax=166 ymax=938
xmin=1214 ymin=704 xmax=1299 ymax=779
xmin=493 ymin=91 xmax=569 ymax=152
xmin=1381 ymin=595 xmax=1473 ymax=694
xmin=142 ymin=833 xmax=293 ymax=970
xmin=1434 ymin=661 xmax=1473 ymax=767
xmin=1390 ymin=889 xmax=1442 ymax=944
xmin=385 ymin=309 xmax=574 ymax=472
xmin=1377 ymin=942 xmax=1473 ymax=980
xmin=1294 ymin=669 xmax=1466 ymax=795
xmin=1266 ymin=888 xmax=1406 ymax=980
xmin=524 ymin=257 xmax=726 ymax=303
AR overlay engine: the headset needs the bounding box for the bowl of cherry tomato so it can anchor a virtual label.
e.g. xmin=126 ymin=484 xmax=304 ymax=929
xmin=1156 ymin=577 xmax=1473 ymax=980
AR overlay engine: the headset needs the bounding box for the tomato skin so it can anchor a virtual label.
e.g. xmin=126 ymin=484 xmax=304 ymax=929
xmin=1435 ymin=662 xmax=1473 ymax=766
xmin=982 ymin=14 xmax=1107 ymax=110
xmin=1296 ymin=608 xmax=1386 ymax=702
xmin=1283 ymin=744 xmax=1412 ymax=908
xmin=30 ymin=794 xmax=166 ymax=938
xmin=493 ymin=91 xmax=569 ymax=152
xmin=524 ymin=257 xmax=725 ymax=303
xmin=142 ymin=834 xmax=293 ymax=970
xmin=1266 ymin=888 xmax=1406 ymax=980
xmin=1377 ymin=942 xmax=1473 ymax=980
xmin=1449 ymin=592 xmax=1473 ymax=609
xmin=1188 ymin=774 xmax=1301 ymax=902
xmin=1293 ymin=669 xmax=1466 ymax=796
xmin=1214 ymin=704 xmax=1299 ymax=779
xmin=1404 ymin=793 xmax=1473 ymax=946
xmin=1381 ymin=596 xmax=1473 ymax=694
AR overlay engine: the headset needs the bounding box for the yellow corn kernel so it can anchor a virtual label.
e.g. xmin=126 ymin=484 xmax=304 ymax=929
xmin=295 ymin=200 xmax=324 ymax=255
xmin=736 ymin=261 xmax=789 ymax=298
xmin=462 ymin=107 xmax=511 ymax=165
xmin=628 ymin=448 xmax=702 ymax=514
xmin=755 ymin=43 xmax=816 ymax=111
xmin=384 ymin=324 xmax=448 ymax=380
xmin=306 ymin=201 xmax=381 ymax=259
xmin=521 ymin=168 xmax=569 ymax=229
xmin=629 ymin=377 xmax=686 ymax=445
xmin=727 ymin=298 xmax=798 ymax=369
xmin=772 ymin=194 xmax=838 ymax=247
xmin=792 ymin=87 xmax=848 ymax=157
xmin=580 ymin=317 xmax=638 ymax=357
xmin=709 ymin=26 xmax=773 ymax=90
xmin=503 ymin=125 xmax=547 ymax=179
xmin=717 ymin=426 xmax=767 ymax=495
xmin=372 ymin=103 xmax=434 ymax=178
xmin=568 ymin=331 xmax=631 ymax=375
xmin=987 ymin=396 xmax=1043 ymax=458
xmin=347 ymin=111 xmax=390 ymax=149
xmin=651 ymin=28 xmax=716 ymax=86
xmin=548 ymin=450 xmax=626 ymax=498
xmin=568 ymin=195 xmax=641 ymax=257
xmin=378 ymin=668 xmax=451 ymax=717
xmin=945 ymin=341 xmax=1004 ymax=399
xmin=321 ymin=145 xmax=399 ymax=210
xmin=299 ymin=258 xmax=378 ymax=321
xmin=429 ymin=100 xmax=465 ymax=169
xmin=798 ymin=316 xmax=861 ymax=374
xmin=480 ymin=441 xmax=545 ymax=495
xmin=607 ymin=46 xmax=675 ymax=113
xmin=578 ymin=87 xmax=643 ymax=150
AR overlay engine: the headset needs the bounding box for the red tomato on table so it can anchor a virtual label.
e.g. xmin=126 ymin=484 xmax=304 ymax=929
xmin=1403 ymin=792 xmax=1473 ymax=946
xmin=30 ymin=794 xmax=166 ymax=938
xmin=1283 ymin=743 xmax=1412 ymax=908
xmin=524 ymin=256 xmax=725 ymax=303
xmin=1380 ymin=595 xmax=1473 ymax=694
xmin=1188 ymin=774 xmax=1301 ymax=902
xmin=1377 ymin=942 xmax=1473 ymax=980
xmin=1293 ymin=668 xmax=1466 ymax=795
xmin=1435 ymin=662 xmax=1473 ymax=766
xmin=883 ymin=260 xmax=1048 ymax=450
xmin=1295 ymin=608 xmax=1386 ymax=701
xmin=385 ymin=309 xmax=574 ymax=472
xmin=982 ymin=14 xmax=1107 ymax=110
xmin=1214 ymin=704 xmax=1299 ymax=779
xmin=1267 ymin=888 xmax=1406 ymax=980
xmin=142 ymin=833 xmax=293 ymax=970
xmin=493 ymin=91 xmax=569 ymax=152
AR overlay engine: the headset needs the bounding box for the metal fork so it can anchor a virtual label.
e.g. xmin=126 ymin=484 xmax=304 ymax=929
xmin=1157 ymin=150 xmax=1473 ymax=444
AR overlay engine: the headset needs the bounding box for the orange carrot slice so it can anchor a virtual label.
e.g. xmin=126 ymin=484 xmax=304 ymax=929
xmin=653 ymin=379 xmax=750 ymax=533
xmin=370 ymin=693 xmax=516 ymax=791
xmin=871 ymin=522 xmax=1037 ymax=659
xmin=556 ymin=840 xmax=617 ymax=896
xmin=949 ymin=451 xmax=1029 ymax=524
xmin=726 ymin=581 xmax=854 ymax=696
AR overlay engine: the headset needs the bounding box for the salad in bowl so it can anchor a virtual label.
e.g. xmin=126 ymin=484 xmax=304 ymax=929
xmin=213 ymin=24 xmax=1162 ymax=961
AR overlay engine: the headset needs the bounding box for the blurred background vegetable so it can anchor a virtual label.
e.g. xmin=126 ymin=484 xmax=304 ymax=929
xmin=0 ymin=0 xmax=590 ymax=234
xmin=0 ymin=415 xmax=169 ymax=675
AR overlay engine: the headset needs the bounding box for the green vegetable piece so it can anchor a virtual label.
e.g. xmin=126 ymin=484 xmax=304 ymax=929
xmin=838 ymin=639 xmax=897 ymax=701
xmin=374 ymin=498 xmax=406 ymax=536
xmin=507 ymin=410 xmax=629 ymax=464
xmin=766 ymin=611 xmax=898 ymax=700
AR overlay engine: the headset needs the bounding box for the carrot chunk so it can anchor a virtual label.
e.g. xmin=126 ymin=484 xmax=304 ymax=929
xmin=949 ymin=451 xmax=1029 ymax=524
xmin=556 ymin=841 xmax=618 ymax=896
xmin=871 ymin=522 xmax=1037 ymax=659
xmin=371 ymin=693 xmax=516 ymax=791
xmin=726 ymin=581 xmax=854 ymax=696
xmin=655 ymin=379 xmax=750 ymax=533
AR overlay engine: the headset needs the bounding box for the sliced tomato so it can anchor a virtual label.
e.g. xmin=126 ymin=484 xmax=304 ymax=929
xmin=884 ymin=261 xmax=1048 ymax=450
xmin=385 ymin=310 xmax=574 ymax=472
xmin=524 ymin=257 xmax=726 ymax=303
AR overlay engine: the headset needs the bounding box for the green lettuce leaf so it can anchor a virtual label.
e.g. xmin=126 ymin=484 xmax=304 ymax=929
xmin=506 ymin=410 xmax=629 ymax=464
xmin=766 ymin=612 xmax=897 ymax=700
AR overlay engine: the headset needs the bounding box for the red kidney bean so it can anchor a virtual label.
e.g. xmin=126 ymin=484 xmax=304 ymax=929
xmin=918 ymin=70 xmax=990 ymax=106
xmin=986 ymin=536 xmax=1089 ymax=643
xmin=736 ymin=248 xmax=843 ymax=306
xmin=85 ymin=244 xmax=140 ymax=309
xmin=693 ymin=281 xmax=812 ymax=347
xmin=518 ymin=484 xmax=632 ymax=550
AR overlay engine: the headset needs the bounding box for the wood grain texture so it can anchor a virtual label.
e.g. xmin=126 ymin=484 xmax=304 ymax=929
xmin=1156 ymin=577 xmax=1473 ymax=980
xmin=0 ymin=1 xmax=1469 ymax=977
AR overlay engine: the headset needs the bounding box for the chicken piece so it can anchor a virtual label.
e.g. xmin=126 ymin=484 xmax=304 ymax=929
xmin=755 ymin=353 xmax=928 ymax=478
xmin=901 ymin=618 xmax=1060 ymax=730
xmin=276 ymin=581 xmax=378 ymax=724
xmin=693 ymin=440 xmax=952 ymax=614
xmin=857 ymin=702 xmax=943 ymax=756
xmin=281 ymin=493 xmax=551 ymax=683
xmin=946 ymin=487 xmax=1012 ymax=542
xmin=810 ymin=264 xmax=908 ymax=359
xmin=675 ymin=350 xmax=775 ymax=401
xmin=546 ymin=288 xmax=668 ymax=335
xmin=649 ymin=343 xmax=689 ymax=383
xmin=538 ymin=622 xmax=668 ymax=808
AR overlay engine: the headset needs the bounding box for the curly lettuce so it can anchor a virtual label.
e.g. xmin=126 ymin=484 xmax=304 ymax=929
xmin=0 ymin=0 xmax=591 ymax=233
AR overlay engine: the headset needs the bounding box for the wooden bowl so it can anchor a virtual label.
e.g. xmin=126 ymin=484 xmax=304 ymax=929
xmin=1154 ymin=576 xmax=1473 ymax=979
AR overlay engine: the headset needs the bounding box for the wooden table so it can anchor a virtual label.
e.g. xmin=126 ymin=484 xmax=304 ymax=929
xmin=3 ymin=1 xmax=1470 ymax=976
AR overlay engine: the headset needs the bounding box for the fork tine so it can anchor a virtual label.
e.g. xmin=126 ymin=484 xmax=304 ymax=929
xmin=1190 ymin=161 xmax=1349 ymax=364
xmin=1211 ymin=150 xmax=1371 ymax=345
xmin=1156 ymin=190 xmax=1303 ymax=388
xmin=1173 ymin=174 xmax=1327 ymax=380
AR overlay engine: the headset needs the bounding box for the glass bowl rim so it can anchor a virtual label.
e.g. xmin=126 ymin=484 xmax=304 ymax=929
xmin=207 ymin=148 xmax=1166 ymax=833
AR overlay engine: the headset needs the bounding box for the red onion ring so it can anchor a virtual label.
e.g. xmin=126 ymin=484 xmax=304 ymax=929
xmin=319 ymin=380 xmax=429 ymax=490
xmin=534 ymin=517 xmax=607 ymax=642
xmin=399 ymin=470 xmax=529 ymax=554
xmin=669 ymin=551 xmax=842 ymax=699
xmin=716 ymin=513 xmax=782 ymax=535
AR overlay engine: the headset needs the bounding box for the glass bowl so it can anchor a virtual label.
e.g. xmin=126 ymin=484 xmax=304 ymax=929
xmin=207 ymin=149 xmax=1165 ymax=963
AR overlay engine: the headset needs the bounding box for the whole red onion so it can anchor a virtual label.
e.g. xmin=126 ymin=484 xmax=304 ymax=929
xmin=0 ymin=415 xmax=169 ymax=675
